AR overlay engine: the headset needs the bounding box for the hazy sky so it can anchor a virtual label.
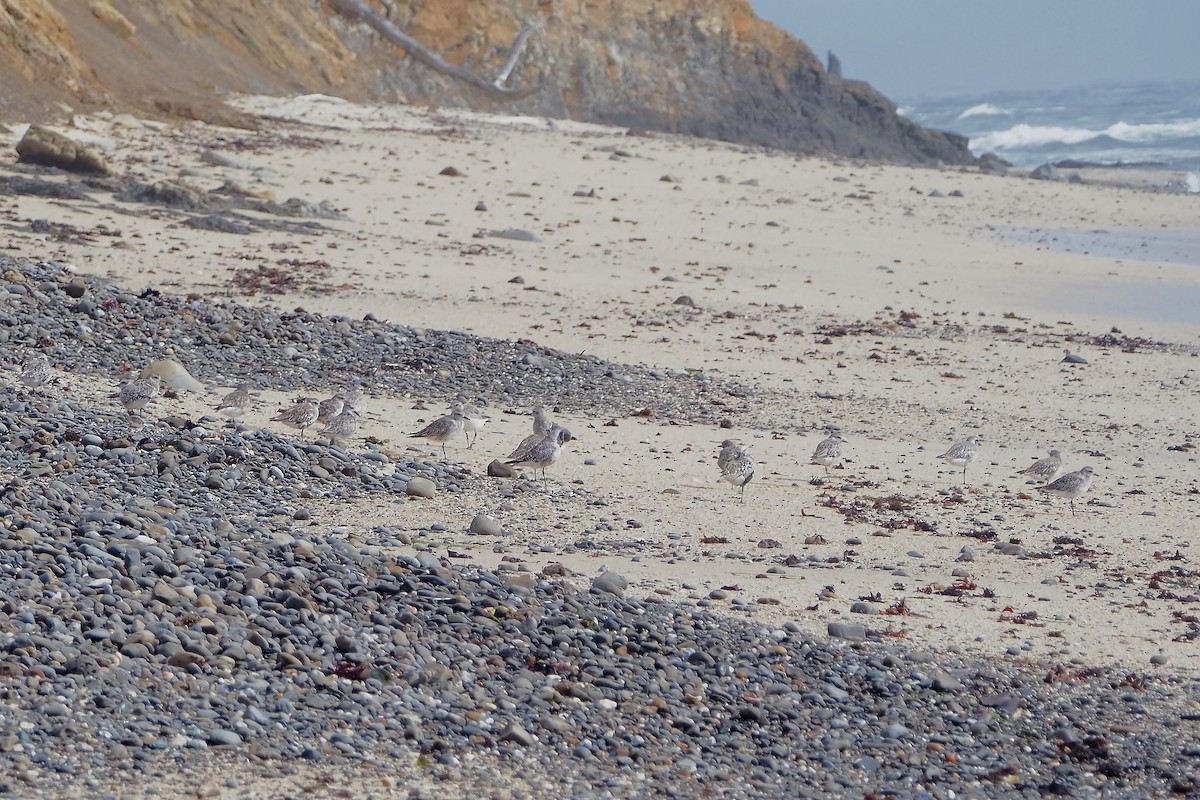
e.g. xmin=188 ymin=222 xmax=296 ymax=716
xmin=750 ymin=1 xmax=1200 ymax=99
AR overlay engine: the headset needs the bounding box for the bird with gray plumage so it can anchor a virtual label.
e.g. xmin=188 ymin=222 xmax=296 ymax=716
xmin=1039 ymin=465 xmax=1094 ymax=515
xmin=1018 ymin=449 xmax=1063 ymax=483
xmin=722 ymin=444 xmax=754 ymax=500
xmin=343 ymin=386 xmax=367 ymax=414
xmin=120 ymin=375 xmax=160 ymax=416
xmin=214 ymin=383 xmax=254 ymax=421
xmin=410 ymin=408 xmax=466 ymax=458
xmin=938 ymin=435 xmax=981 ymax=483
xmin=454 ymin=402 xmax=489 ymax=448
xmin=317 ymin=394 xmax=345 ymax=425
xmin=17 ymin=354 xmax=52 ymax=390
xmin=717 ymin=439 xmax=741 ymax=474
xmin=320 ymin=407 xmax=359 ymax=447
xmin=506 ymin=423 xmax=572 ymax=482
xmin=811 ymin=433 xmax=847 ymax=476
xmin=272 ymin=399 xmax=319 ymax=438
xmin=509 ymin=406 xmax=555 ymax=461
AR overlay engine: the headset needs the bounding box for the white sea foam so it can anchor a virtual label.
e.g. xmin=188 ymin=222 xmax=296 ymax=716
xmin=971 ymin=117 xmax=1200 ymax=152
xmin=957 ymin=103 xmax=1010 ymax=119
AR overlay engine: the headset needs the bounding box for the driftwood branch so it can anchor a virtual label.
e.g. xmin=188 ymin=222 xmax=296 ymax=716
xmin=327 ymin=0 xmax=544 ymax=99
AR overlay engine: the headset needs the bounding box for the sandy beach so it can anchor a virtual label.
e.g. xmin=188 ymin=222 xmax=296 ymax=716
xmin=2 ymin=96 xmax=1199 ymax=797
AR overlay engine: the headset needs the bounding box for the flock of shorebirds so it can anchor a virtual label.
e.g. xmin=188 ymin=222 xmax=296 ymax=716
xmin=15 ymin=352 xmax=1095 ymax=510
xmin=719 ymin=431 xmax=1096 ymax=515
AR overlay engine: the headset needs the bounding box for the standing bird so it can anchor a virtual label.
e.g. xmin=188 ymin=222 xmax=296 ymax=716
xmin=410 ymin=408 xmax=466 ymax=458
xmin=811 ymin=433 xmax=847 ymax=476
xmin=214 ymin=383 xmax=254 ymax=422
xmin=716 ymin=439 xmax=741 ymax=474
xmin=18 ymin=354 xmax=52 ymax=390
xmin=938 ymin=435 xmax=981 ymax=483
xmin=721 ymin=444 xmax=755 ymax=500
xmin=454 ymin=402 xmax=489 ymax=448
xmin=120 ymin=375 xmax=161 ymax=416
xmin=320 ymin=407 xmax=359 ymax=447
xmin=272 ymin=399 xmax=319 ymax=438
xmin=317 ymin=393 xmax=346 ymax=425
xmin=342 ymin=386 xmax=367 ymax=414
xmin=506 ymin=424 xmax=572 ymax=483
xmin=1039 ymin=466 xmax=1094 ymax=516
xmin=531 ymin=406 xmax=553 ymax=436
xmin=1018 ymin=449 xmax=1063 ymax=483
xmin=510 ymin=406 xmax=555 ymax=460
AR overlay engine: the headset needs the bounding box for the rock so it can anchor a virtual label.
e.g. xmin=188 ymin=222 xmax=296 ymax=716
xmin=497 ymin=720 xmax=536 ymax=746
xmin=931 ymin=671 xmax=964 ymax=692
xmin=468 ymin=514 xmax=503 ymax=536
xmin=849 ymin=602 xmax=877 ymax=615
xmin=673 ymin=295 xmax=696 ymax=307
xmin=591 ymin=571 xmax=628 ymax=598
xmin=487 ymin=459 xmax=517 ymax=478
xmin=1030 ymin=163 xmax=1066 ymax=181
xmin=827 ymin=622 xmax=866 ymax=641
xmin=139 ymin=359 xmax=205 ymax=392
xmin=15 ymin=125 xmax=111 ymax=174
xmin=405 ymin=477 xmax=436 ymax=498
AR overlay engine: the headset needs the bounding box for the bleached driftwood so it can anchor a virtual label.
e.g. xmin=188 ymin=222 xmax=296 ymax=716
xmin=327 ymin=0 xmax=545 ymax=99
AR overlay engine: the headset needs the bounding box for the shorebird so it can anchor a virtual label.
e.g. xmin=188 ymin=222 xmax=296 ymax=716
xmin=316 ymin=393 xmax=345 ymax=425
xmin=721 ymin=444 xmax=754 ymax=500
xmin=1039 ymin=466 xmax=1094 ymax=515
xmin=342 ymin=386 xmax=366 ymax=414
xmin=938 ymin=435 xmax=981 ymax=483
xmin=214 ymin=383 xmax=253 ymax=421
xmin=716 ymin=439 xmax=741 ymax=474
xmin=17 ymin=354 xmax=52 ymax=390
xmin=811 ymin=433 xmax=847 ymax=476
xmin=272 ymin=399 xmax=319 ymax=438
xmin=454 ymin=402 xmax=489 ymax=448
xmin=506 ymin=423 xmax=572 ymax=482
xmin=1018 ymin=449 xmax=1063 ymax=483
xmin=531 ymin=405 xmax=553 ymax=436
xmin=320 ymin=407 xmax=359 ymax=447
xmin=410 ymin=408 xmax=466 ymax=458
xmin=120 ymin=375 xmax=160 ymax=416
xmin=509 ymin=406 xmax=555 ymax=461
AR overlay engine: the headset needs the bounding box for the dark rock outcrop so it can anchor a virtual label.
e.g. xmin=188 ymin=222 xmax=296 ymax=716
xmin=0 ymin=0 xmax=973 ymax=166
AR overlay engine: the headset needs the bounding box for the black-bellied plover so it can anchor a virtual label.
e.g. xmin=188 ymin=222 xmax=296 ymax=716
xmin=1018 ymin=449 xmax=1063 ymax=483
xmin=320 ymin=407 xmax=359 ymax=447
xmin=811 ymin=433 xmax=847 ymax=476
xmin=410 ymin=408 xmax=466 ymax=458
xmin=510 ymin=406 xmax=555 ymax=460
xmin=18 ymin=354 xmax=52 ymax=390
xmin=721 ymin=443 xmax=754 ymax=500
xmin=214 ymin=383 xmax=254 ymax=421
xmin=506 ymin=423 xmax=572 ymax=482
xmin=1039 ymin=465 xmax=1094 ymax=515
xmin=120 ymin=375 xmax=161 ymax=416
xmin=272 ymin=399 xmax=319 ymax=438
xmin=531 ymin=405 xmax=552 ymax=436
xmin=317 ymin=394 xmax=346 ymax=425
xmin=716 ymin=439 xmax=742 ymax=473
xmin=938 ymin=435 xmax=981 ymax=483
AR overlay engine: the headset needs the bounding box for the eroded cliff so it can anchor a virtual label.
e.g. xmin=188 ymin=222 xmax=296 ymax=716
xmin=0 ymin=0 xmax=971 ymax=165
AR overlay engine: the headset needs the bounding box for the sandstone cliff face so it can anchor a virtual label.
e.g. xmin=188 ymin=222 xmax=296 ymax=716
xmin=0 ymin=0 xmax=972 ymax=165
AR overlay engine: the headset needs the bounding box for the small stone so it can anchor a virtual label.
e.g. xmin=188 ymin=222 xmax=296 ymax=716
xmin=849 ymin=602 xmax=877 ymax=615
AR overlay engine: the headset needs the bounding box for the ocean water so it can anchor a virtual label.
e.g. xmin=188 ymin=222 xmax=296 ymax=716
xmin=898 ymin=81 xmax=1200 ymax=173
